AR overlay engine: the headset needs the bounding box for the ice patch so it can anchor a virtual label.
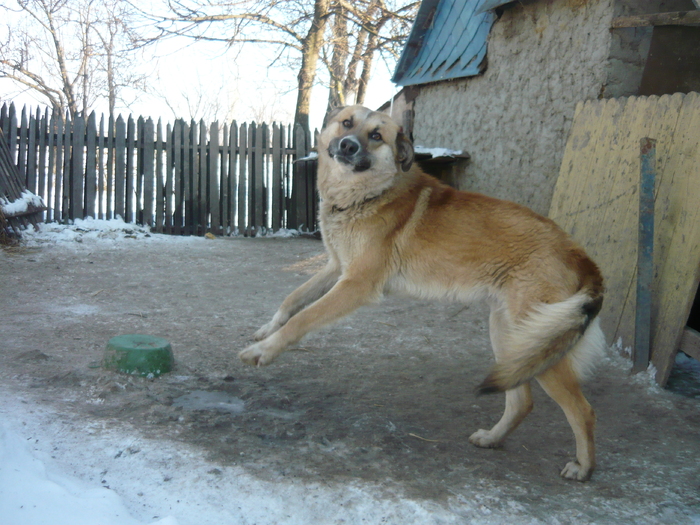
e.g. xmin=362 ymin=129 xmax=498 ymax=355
xmin=173 ymin=390 xmax=245 ymax=414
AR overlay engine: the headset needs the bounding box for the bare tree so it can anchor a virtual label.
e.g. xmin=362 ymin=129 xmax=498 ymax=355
xmin=138 ymin=0 xmax=416 ymax=132
xmin=324 ymin=0 xmax=418 ymax=111
xmin=0 ymin=0 xmax=145 ymax=117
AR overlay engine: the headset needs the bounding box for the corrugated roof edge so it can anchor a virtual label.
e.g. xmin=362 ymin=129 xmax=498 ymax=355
xmin=392 ymin=0 xmax=442 ymax=85
xmin=392 ymin=0 xmax=500 ymax=87
xmin=475 ymin=0 xmax=514 ymax=15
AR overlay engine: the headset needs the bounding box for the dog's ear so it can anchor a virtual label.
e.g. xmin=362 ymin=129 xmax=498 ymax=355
xmin=323 ymin=106 xmax=345 ymax=129
xmin=397 ymin=132 xmax=414 ymax=172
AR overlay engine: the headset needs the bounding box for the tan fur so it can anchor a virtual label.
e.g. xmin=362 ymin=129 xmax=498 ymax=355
xmin=239 ymin=105 xmax=606 ymax=481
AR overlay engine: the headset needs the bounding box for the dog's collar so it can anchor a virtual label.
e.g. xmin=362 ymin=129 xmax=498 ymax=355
xmin=328 ymin=191 xmax=386 ymax=214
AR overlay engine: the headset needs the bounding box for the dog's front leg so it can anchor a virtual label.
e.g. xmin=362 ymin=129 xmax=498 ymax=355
xmin=240 ymin=273 xmax=383 ymax=367
xmin=253 ymin=262 xmax=341 ymax=341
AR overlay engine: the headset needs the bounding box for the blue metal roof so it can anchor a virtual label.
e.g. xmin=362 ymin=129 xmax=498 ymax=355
xmin=392 ymin=0 xmax=500 ymax=86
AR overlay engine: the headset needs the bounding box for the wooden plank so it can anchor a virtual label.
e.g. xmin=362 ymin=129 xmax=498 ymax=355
xmin=679 ymin=327 xmax=700 ymax=362
xmin=198 ymin=120 xmax=207 ymax=234
xmin=184 ymin=121 xmax=195 ymax=235
xmin=7 ymin=104 xmax=18 ymax=157
xmin=17 ymin=107 xmax=27 ymax=184
xmin=106 ymin=114 xmax=115 ymax=220
xmin=53 ymin=115 xmax=64 ymax=221
xmin=114 ymin=115 xmax=126 ymax=220
xmin=229 ymin=121 xmax=239 ymax=233
xmin=612 ymin=11 xmax=700 ymax=28
xmin=238 ymin=122 xmax=248 ymax=234
xmin=271 ymin=123 xmax=283 ymax=230
xmin=550 ymin=95 xmax=684 ymax=345
xmin=650 ymin=92 xmax=700 ymax=384
xmin=291 ymin=123 xmax=309 ymax=230
xmin=37 ymin=107 xmax=48 ymax=221
xmin=46 ymin=111 xmax=56 ymax=222
xmin=171 ymin=121 xmax=182 ymax=235
xmin=220 ymin=123 xmax=229 ymax=234
xmin=247 ymin=122 xmax=257 ymax=235
xmin=97 ymin=115 xmax=105 ymax=219
xmin=70 ymin=113 xmax=85 ymax=219
xmin=550 ymin=92 xmax=700 ymax=385
xmin=0 ymin=103 xmax=8 ymax=137
xmin=84 ymin=112 xmax=97 ymax=218
xmin=254 ymin=123 xmax=265 ymax=233
xmin=125 ymin=115 xmax=135 ymax=222
xmin=26 ymin=107 xmax=38 ymax=194
xmin=170 ymin=121 xmax=180 ymax=235
xmin=142 ymin=117 xmax=155 ymax=228
xmin=208 ymin=121 xmax=220 ymax=234
xmin=155 ymin=119 xmax=164 ymax=233
xmin=61 ymin=113 xmax=72 ymax=221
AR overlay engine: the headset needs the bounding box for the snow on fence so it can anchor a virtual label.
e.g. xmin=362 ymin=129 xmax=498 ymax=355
xmin=0 ymin=103 xmax=318 ymax=236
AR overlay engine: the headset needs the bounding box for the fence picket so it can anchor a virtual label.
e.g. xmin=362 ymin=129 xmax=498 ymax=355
xmin=0 ymin=104 xmax=315 ymax=235
xmin=238 ymin=122 xmax=248 ymax=234
xmin=209 ymin=121 xmax=220 ymax=234
xmin=85 ymin=112 xmax=97 ymax=219
xmin=106 ymin=114 xmax=115 ymax=220
xmin=155 ymin=119 xmax=164 ymax=233
xmin=220 ymin=123 xmax=229 ymax=233
xmin=229 ymin=121 xmax=238 ymax=233
xmin=114 ymin=115 xmax=126 ymax=220
xmin=97 ymin=115 xmax=105 ymax=219
xmin=125 ymin=115 xmax=135 ymax=222
xmin=143 ymin=117 xmax=155 ymax=227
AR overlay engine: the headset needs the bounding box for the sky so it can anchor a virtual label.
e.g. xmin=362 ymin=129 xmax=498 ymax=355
xmin=0 ymin=2 xmax=402 ymax=133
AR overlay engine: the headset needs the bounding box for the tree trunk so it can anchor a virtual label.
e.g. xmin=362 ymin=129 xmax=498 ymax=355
xmin=326 ymin=8 xmax=349 ymax=114
xmin=356 ymin=32 xmax=378 ymax=105
xmin=294 ymin=0 xmax=331 ymax=134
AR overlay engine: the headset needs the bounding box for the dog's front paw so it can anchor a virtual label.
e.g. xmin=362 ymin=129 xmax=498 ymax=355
xmin=560 ymin=461 xmax=593 ymax=482
xmin=468 ymin=429 xmax=503 ymax=449
xmin=253 ymin=320 xmax=281 ymax=341
xmin=239 ymin=342 xmax=278 ymax=367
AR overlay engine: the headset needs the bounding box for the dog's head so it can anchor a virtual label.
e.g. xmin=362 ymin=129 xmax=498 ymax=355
xmin=319 ymin=105 xmax=414 ymax=173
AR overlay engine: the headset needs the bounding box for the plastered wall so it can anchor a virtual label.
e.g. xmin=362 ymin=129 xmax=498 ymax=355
xmin=412 ymin=0 xmax=614 ymax=214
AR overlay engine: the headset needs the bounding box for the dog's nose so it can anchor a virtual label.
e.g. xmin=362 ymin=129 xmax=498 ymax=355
xmin=339 ymin=136 xmax=360 ymax=156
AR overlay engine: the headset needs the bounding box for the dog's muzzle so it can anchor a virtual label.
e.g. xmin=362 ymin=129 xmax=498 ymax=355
xmin=328 ymin=136 xmax=371 ymax=172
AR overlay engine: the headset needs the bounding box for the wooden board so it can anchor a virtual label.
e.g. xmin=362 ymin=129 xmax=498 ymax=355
xmin=549 ymin=92 xmax=700 ymax=385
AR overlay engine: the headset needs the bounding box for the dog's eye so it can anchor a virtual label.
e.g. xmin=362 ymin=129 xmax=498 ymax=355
xmin=369 ymin=131 xmax=382 ymax=141
xmin=342 ymin=119 xmax=353 ymax=128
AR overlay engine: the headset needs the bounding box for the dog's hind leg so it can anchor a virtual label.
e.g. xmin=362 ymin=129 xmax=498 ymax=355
xmin=469 ymin=307 xmax=534 ymax=448
xmin=254 ymin=261 xmax=341 ymax=341
xmin=535 ymin=358 xmax=596 ymax=481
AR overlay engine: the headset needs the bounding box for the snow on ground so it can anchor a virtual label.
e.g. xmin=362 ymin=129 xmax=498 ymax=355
xmin=4 ymin=219 xmax=699 ymax=525
xmin=0 ymin=220 xmax=481 ymax=525
xmin=0 ymin=391 xmax=470 ymax=525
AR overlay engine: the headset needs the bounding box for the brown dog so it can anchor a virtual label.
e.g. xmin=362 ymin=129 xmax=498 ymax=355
xmin=240 ymin=105 xmax=606 ymax=481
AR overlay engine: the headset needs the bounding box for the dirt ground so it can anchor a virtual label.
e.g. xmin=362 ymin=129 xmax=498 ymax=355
xmin=2 ymin=232 xmax=700 ymax=524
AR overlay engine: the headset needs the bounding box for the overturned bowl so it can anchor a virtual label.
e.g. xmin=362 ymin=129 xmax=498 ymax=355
xmin=103 ymin=334 xmax=174 ymax=377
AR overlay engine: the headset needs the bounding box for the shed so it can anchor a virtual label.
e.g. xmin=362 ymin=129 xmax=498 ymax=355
xmin=387 ymin=0 xmax=700 ymax=215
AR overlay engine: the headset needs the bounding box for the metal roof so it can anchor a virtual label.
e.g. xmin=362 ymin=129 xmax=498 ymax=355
xmin=392 ymin=0 xmax=500 ymax=87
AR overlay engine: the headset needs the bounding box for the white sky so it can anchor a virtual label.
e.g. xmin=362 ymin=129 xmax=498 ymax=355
xmin=0 ymin=7 xmax=401 ymax=132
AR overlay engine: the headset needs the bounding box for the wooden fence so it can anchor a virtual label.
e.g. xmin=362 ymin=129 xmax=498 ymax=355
xmin=0 ymin=102 xmax=318 ymax=235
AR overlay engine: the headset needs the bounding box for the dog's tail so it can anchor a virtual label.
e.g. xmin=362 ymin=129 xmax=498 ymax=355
xmin=477 ymin=285 xmax=604 ymax=394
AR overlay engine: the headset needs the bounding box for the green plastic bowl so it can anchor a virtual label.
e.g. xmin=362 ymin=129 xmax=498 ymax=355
xmin=104 ymin=334 xmax=174 ymax=377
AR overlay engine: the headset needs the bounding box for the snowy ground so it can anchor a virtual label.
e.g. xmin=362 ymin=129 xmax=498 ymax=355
xmin=1 ymin=219 xmax=700 ymax=525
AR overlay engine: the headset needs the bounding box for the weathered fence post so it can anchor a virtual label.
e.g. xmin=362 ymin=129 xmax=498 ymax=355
xmin=85 ymin=112 xmax=97 ymax=219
